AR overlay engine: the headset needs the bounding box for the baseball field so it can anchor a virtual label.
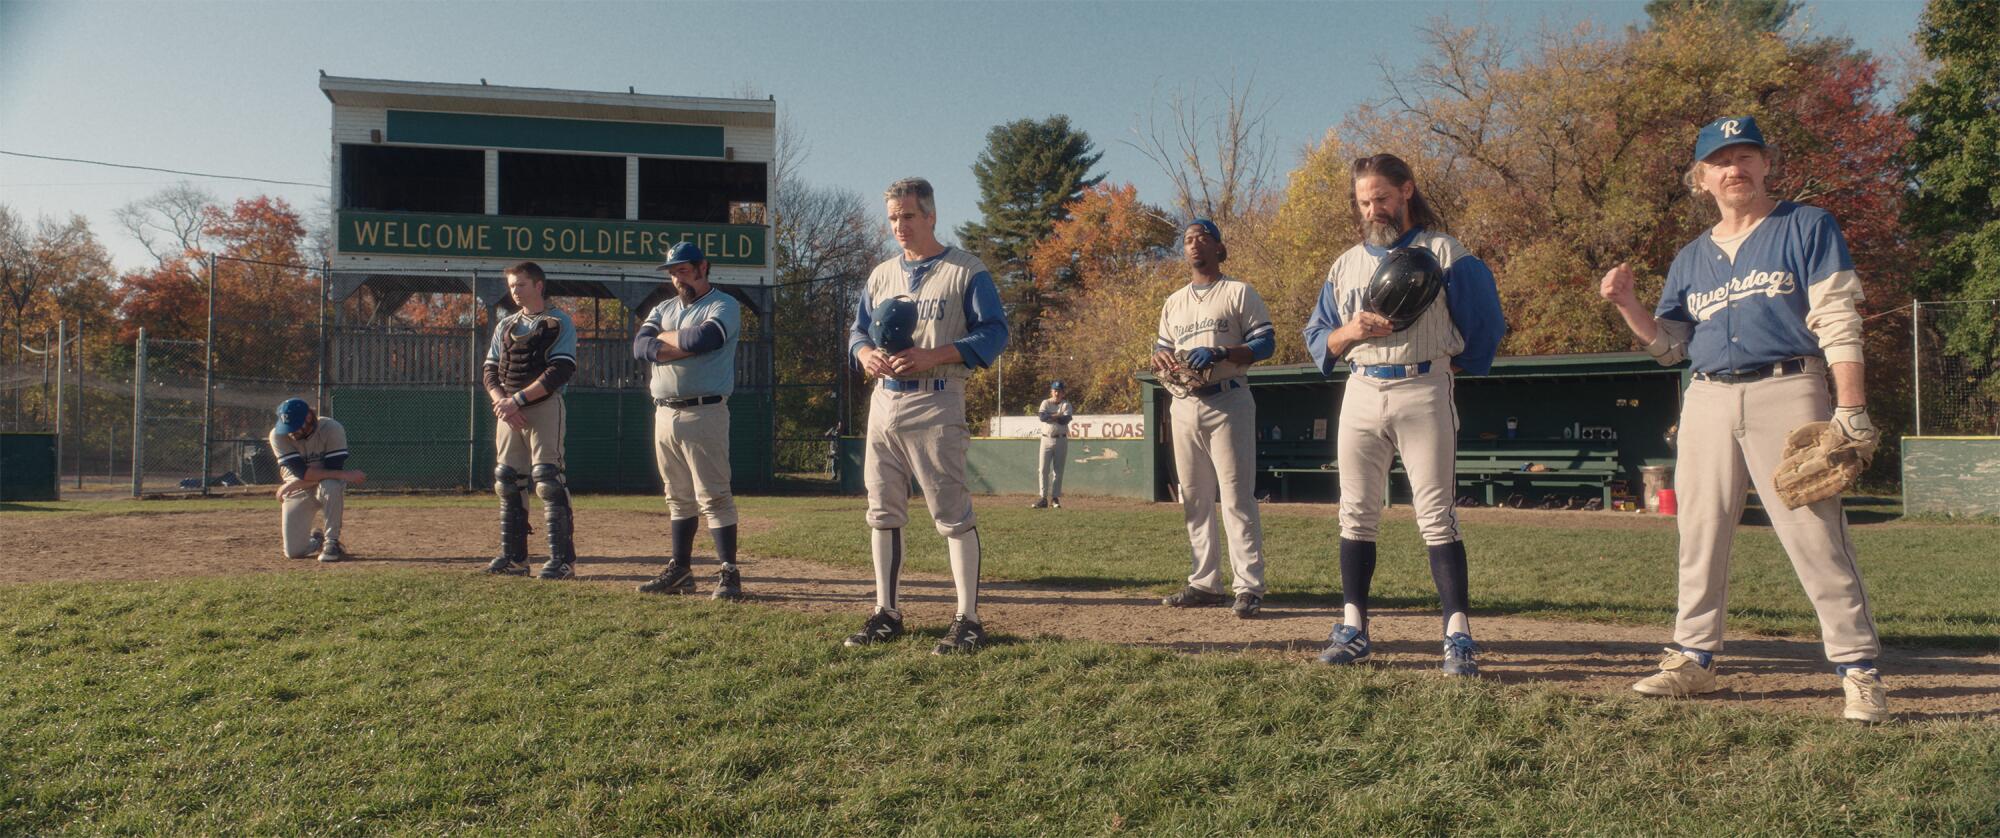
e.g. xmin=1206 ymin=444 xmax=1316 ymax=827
xmin=3 ymin=493 xmax=1996 ymax=835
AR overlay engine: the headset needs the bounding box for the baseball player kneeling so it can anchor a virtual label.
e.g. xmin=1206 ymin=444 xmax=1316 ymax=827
xmin=633 ymin=243 xmax=745 ymax=600
xmin=1600 ymin=116 xmax=1888 ymax=721
xmin=268 ymin=398 xmax=365 ymax=562
xmin=1302 ymin=153 xmax=1505 ymax=676
xmin=843 ymin=177 xmax=1010 ymax=654
xmin=481 ymin=261 xmax=581 ymax=581
xmin=1153 ymin=219 xmax=1276 ymax=619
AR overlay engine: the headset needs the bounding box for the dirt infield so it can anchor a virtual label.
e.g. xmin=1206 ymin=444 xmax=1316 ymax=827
xmin=6 ymin=505 xmax=1995 ymax=720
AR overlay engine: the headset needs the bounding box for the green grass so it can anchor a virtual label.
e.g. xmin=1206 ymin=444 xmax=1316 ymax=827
xmin=3 ymin=572 xmax=1995 ymax=836
xmin=732 ymin=497 xmax=2000 ymax=650
xmin=9 ymin=493 xmax=1996 ymax=649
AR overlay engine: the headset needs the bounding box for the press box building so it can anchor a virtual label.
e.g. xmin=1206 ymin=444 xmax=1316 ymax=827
xmin=318 ymin=75 xmax=779 ymax=491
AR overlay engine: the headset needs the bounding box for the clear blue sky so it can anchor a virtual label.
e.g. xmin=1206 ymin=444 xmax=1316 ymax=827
xmin=1 ymin=0 xmax=1926 ymax=273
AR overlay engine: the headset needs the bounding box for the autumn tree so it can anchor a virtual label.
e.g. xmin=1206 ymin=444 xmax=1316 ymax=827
xmin=1012 ymin=184 xmax=1180 ymax=412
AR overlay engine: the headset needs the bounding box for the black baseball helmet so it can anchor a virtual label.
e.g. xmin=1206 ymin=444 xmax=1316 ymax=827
xmin=869 ymin=296 xmax=919 ymax=353
xmin=1364 ymin=246 xmax=1446 ymax=332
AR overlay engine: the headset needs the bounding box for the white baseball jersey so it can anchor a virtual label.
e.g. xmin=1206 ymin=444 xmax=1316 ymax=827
xmin=863 ymin=249 xmax=986 ymax=381
xmin=1153 ymin=276 xmax=1275 ymax=383
xmin=1321 ymin=231 xmax=1471 ymax=367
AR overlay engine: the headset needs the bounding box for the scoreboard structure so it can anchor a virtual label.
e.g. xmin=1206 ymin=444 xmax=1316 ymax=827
xmin=320 ymin=74 xmax=775 ymax=315
xmin=317 ymin=75 xmax=782 ymax=491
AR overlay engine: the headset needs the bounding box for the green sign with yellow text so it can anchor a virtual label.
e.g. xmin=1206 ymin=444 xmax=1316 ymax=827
xmin=336 ymin=211 xmax=766 ymax=266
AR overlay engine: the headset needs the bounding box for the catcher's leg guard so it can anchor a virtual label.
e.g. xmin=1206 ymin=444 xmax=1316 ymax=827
xmin=533 ymin=463 xmax=575 ymax=564
xmin=494 ymin=464 xmax=529 ymax=567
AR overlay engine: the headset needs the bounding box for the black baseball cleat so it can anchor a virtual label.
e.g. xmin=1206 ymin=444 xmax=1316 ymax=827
xmin=317 ymin=538 xmax=347 ymax=563
xmin=638 ymin=564 xmax=696 ymax=595
xmin=933 ymin=615 xmax=985 ymax=655
xmin=843 ymin=609 xmax=905 ymax=647
xmin=1029 ymin=499 xmax=1049 ymax=509
xmin=307 ymin=530 xmax=325 ymax=555
xmin=484 ymin=556 xmax=530 ymax=576
xmin=1232 ymin=592 xmax=1262 ymax=619
xmin=536 ymin=559 xmax=575 ymax=581
xmin=711 ymin=565 xmax=744 ymax=601
xmin=1051 ymin=498 xmax=1061 ymax=509
xmin=1162 ymin=585 xmax=1230 ymax=608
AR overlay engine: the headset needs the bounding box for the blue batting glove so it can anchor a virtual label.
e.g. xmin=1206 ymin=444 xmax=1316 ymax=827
xmin=1186 ymin=347 xmax=1220 ymax=370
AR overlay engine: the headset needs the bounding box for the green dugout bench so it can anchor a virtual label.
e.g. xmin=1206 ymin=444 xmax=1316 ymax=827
xmin=1257 ymin=439 xmax=1621 ymax=506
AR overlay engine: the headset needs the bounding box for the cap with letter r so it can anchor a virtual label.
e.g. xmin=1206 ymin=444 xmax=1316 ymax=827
xmin=274 ymin=398 xmax=311 ymax=434
xmin=657 ymin=241 xmax=705 ymax=270
xmin=1693 ymin=115 xmax=1766 ymax=165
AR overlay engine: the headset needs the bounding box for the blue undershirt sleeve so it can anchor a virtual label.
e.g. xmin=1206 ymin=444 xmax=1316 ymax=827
xmin=954 ymin=271 xmax=1010 ymax=369
xmin=676 ymin=320 xmax=726 ymax=354
xmin=1444 ymin=254 xmax=1506 ymax=375
xmin=1302 ymin=282 xmax=1345 ymax=377
xmin=848 ymin=288 xmax=875 ymax=364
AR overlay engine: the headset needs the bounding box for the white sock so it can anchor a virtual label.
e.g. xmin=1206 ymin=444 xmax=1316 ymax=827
xmin=871 ymin=528 xmax=902 ymax=613
xmin=1445 ymin=611 xmax=1470 ymax=637
xmin=947 ymin=529 xmax=981 ymax=622
xmin=1343 ymin=603 xmax=1366 ymax=631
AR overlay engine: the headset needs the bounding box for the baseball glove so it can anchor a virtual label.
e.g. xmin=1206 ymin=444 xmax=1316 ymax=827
xmin=1771 ymin=420 xmax=1876 ymax=510
xmin=1158 ymin=349 xmax=1211 ymax=399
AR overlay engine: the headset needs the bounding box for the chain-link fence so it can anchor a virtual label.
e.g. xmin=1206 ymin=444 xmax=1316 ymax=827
xmin=1911 ymin=299 xmax=2000 ymax=437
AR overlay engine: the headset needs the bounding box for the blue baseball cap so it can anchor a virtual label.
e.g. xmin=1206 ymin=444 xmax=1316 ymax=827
xmin=1692 ymin=115 xmax=1766 ymax=165
xmin=657 ymin=241 xmax=705 ymax=270
xmin=274 ymin=398 xmax=311 ymax=434
xmin=1185 ymin=218 xmax=1223 ymax=246
xmin=1050 ymin=380 xmax=1065 ymax=391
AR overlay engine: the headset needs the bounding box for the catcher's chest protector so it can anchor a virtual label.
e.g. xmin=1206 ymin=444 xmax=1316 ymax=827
xmin=498 ymin=316 xmax=560 ymax=392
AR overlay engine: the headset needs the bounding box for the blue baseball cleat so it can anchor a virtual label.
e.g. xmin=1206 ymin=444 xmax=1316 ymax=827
xmin=1316 ymin=624 xmax=1371 ymax=665
xmin=1442 ymin=632 xmax=1479 ymax=677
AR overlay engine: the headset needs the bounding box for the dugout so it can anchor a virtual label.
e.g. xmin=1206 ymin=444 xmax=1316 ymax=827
xmin=1138 ymin=353 xmax=1689 ymax=507
xmin=317 ymin=76 xmax=777 ymax=491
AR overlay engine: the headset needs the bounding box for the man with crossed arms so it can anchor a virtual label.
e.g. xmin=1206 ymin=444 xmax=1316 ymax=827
xmin=1031 ymin=380 xmax=1073 ymax=509
xmin=633 ymin=242 xmax=744 ymax=601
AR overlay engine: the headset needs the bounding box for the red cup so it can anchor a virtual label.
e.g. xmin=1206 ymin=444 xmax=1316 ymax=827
xmin=1657 ymin=488 xmax=1678 ymax=516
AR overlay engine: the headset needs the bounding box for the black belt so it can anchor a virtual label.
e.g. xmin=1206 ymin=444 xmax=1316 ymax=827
xmin=1190 ymin=379 xmax=1244 ymax=398
xmin=1693 ymin=357 xmax=1811 ymax=384
xmin=882 ymin=378 xmax=950 ymax=393
xmin=1351 ymin=360 xmax=1433 ymax=380
xmin=655 ymin=395 xmax=724 ymax=409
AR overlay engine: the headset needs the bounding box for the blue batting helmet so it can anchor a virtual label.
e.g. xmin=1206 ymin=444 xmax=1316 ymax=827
xmin=869 ymin=296 xmax=919 ymax=354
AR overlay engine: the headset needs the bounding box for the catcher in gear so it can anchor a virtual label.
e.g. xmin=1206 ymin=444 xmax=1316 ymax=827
xmin=481 ymin=261 xmax=581 ymax=581
xmin=1600 ymin=115 xmax=1888 ymax=721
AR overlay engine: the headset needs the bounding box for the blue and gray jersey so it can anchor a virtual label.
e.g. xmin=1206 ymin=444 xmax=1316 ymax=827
xmin=636 ymin=287 xmax=741 ymax=400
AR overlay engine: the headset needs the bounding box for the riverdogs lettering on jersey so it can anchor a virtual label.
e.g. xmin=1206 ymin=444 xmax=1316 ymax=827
xmin=1656 ymin=201 xmax=1861 ymax=375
